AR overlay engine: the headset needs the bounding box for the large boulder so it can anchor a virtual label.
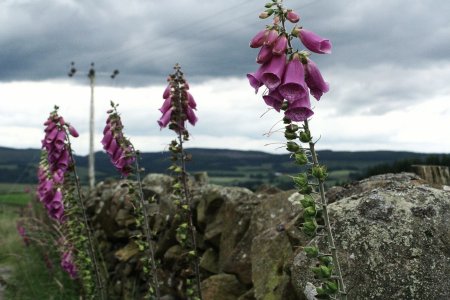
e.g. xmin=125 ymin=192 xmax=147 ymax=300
xmin=292 ymin=173 xmax=450 ymax=299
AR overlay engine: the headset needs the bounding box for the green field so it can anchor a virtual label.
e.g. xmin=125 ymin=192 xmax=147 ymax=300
xmin=0 ymin=197 xmax=79 ymax=299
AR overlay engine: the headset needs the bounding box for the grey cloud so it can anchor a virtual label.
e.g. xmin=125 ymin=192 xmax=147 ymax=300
xmin=1 ymin=0 xmax=449 ymax=89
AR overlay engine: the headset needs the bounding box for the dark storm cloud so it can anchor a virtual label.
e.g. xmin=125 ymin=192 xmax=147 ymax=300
xmin=1 ymin=0 xmax=449 ymax=90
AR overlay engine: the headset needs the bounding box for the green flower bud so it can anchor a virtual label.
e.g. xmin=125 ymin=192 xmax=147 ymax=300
xmin=325 ymin=280 xmax=338 ymax=294
xmin=293 ymin=173 xmax=308 ymax=187
xmin=265 ymin=2 xmax=274 ymax=8
xmin=312 ymin=165 xmax=328 ymax=181
xmin=304 ymin=246 xmax=319 ymax=258
xmin=294 ymin=152 xmax=308 ymax=165
xmin=318 ymin=265 xmax=332 ymax=278
xmin=284 ymin=131 xmax=297 ymax=140
xmin=300 ymin=195 xmax=315 ymax=208
xmin=286 ymin=141 xmax=300 ymax=152
xmin=319 ymin=255 xmax=333 ymax=266
xmin=304 ymin=206 xmax=317 ymax=217
xmin=285 ymin=124 xmax=299 ymax=132
xmin=299 ymin=130 xmax=312 ymax=143
xmin=302 ymin=220 xmax=317 ymax=236
xmin=259 ymin=9 xmax=273 ymax=19
xmin=291 ymin=26 xmax=300 ymax=37
xmin=283 ymin=117 xmax=291 ymax=124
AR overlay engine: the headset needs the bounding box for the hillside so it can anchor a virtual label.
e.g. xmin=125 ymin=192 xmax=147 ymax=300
xmin=1 ymin=146 xmax=445 ymax=190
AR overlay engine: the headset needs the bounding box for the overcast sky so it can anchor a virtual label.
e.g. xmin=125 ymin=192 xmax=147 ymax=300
xmin=1 ymin=0 xmax=449 ymax=155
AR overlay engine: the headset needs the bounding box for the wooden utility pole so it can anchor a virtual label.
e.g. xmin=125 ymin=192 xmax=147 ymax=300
xmin=68 ymin=62 xmax=119 ymax=189
xmin=88 ymin=64 xmax=96 ymax=189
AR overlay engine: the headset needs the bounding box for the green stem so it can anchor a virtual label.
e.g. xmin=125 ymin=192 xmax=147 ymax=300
xmin=135 ymin=154 xmax=161 ymax=299
xmin=305 ymin=120 xmax=347 ymax=299
xmin=66 ymin=134 xmax=106 ymax=300
xmin=174 ymin=67 xmax=202 ymax=300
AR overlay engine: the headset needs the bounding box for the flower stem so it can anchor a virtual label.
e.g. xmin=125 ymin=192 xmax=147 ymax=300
xmin=176 ymin=130 xmax=202 ymax=299
xmin=134 ymin=154 xmax=161 ymax=299
xmin=66 ymin=134 xmax=106 ymax=300
xmin=173 ymin=65 xmax=202 ymax=299
xmin=305 ymin=120 xmax=347 ymax=299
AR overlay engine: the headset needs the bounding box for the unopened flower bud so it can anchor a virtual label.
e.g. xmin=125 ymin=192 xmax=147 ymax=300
xmin=259 ymin=9 xmax=274 ymax=19
xmin=264 ymin=28 xmax=278 ymax=46
xmin=286 ymin=10 xmax=300 ymax=23
xmin=295 ymin=152 xmax=308 ymax=165
xmin=264 ymin=2 xmax=274 ymax=8
xmin=272 ymin=34 xmax=288 ymax=55
xmin=312 ymin=165 xmax=328 ymax=181
xmin=283 ymin=117 xmax=291 ymax=124
xmin=67 ymin=125 xmax=79 ymax=137
xmin=304 ymin=206 xmax=316 ymax=217
xmin=286 ymin=141 xmax=300 ymax=152
xmin=300 ymin=195 xmax=315 ymax=208
xmin=304 ymin=246 xmax=319 ymax=258
xmin=319 ymin=256 xmax=333 ymax=266
xmin=291 ymin=26 xmax=300 ymax=37
xmin=285 ymin=124 xmax=299 ymax=132
xmin=284 ymin=131 xmax=297 ymax=140
xmin=299 ymin=130 xmax=312 ymax=143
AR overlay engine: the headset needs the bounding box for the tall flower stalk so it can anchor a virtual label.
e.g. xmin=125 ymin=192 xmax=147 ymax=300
xmin=158 ymin=64 xmax=201 ymax=300
xmin=102 ymin=101 xmax=161 ymax=299
xmin=247 ymin=1 xmax=346 ymax=299
xmin=38 ymin=106 xmax=105 ymax=299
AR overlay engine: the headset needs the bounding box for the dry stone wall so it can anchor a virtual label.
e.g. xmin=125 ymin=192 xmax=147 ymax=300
xmin=85 ymin=172 xmax=450 ymax=299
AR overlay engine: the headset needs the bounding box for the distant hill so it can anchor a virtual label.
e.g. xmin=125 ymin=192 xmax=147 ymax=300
xmin=0 ymin=146 xmax=446 ymax=190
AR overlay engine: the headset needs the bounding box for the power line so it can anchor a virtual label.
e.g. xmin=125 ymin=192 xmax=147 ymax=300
xmin=97 ymin=0 xmax=322 ymax=72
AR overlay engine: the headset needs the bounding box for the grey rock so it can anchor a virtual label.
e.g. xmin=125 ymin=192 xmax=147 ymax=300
xmin=291 ymin=173 xmax=450 ymax=299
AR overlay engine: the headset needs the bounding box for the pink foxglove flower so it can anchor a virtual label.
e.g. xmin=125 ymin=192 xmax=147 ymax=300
xmin=257 ymin=45 xmax=273 ymax=64
xmin=159 ymin=96 xmax=172 ymax=113
xmin=158 ymin=107 xmax=173 ymax=128
xmin=158 ymin=70 xmax=198 ymax=132
xmin=102 ymin=104 xmax=136 ymax=177
xmin=261 ymin=53 xmax=286 ymax=90
xmin=272 ymin=34 xmax=288 ymax=55
xmin=299 ymin=28 xmax=332 ymax=54
xmin=46 ymin=189 xmax=64 ymax=222
xmin=264 ymin=29 xmax=278 ymax=46
xmin=61 ymin=250 xmax=78 ymax=279
xmin=305 ymin=58 xmax=329 ymax=100
xmin=284 ymin=93 xmax=314 ymax=122
xmin=186 ymin=107 xmax=198 ymax=126
xmin=250 ymin=29 xmax=268 ymax=48
xmin=263 ymin=89 xmax=284 ymax=112
xmin=38 ymin=108 xmax=78 ymax=223
xmin=186 ymin=91 xmax=197 ymax=109
xmin=67 ymin=124 xmax=79 ymax=137
xmin=247 ymin=62 xmax=269 ymax=94
xmin=278 ymin=54 xmax=308 ymax=102
xmin=163 ymin=84 xmax=171 ymax=99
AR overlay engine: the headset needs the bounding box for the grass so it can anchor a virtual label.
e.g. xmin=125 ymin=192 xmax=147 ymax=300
xmin=0 ymin=183 xmax=33 ymax=194
xmin=0 ymin=193 xmax=31 ymax=206
xmin=0 ymin=204 xmax=80 ymax=299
